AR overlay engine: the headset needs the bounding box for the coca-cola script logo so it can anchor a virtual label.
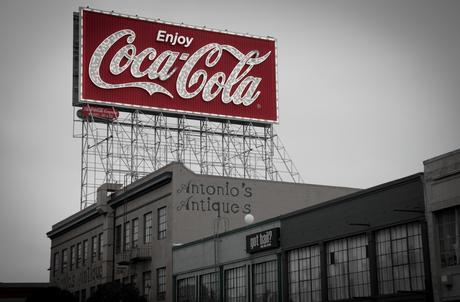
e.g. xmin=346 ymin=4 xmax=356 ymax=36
xmin=79 ymin=9 xmax=278 ymax=123
xmin=89 ymin=30 xmax=271 ymax=106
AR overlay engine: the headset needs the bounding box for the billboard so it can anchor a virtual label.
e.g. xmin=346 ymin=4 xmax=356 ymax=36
xmin=75 ymin=8 xmax=278 ymax=123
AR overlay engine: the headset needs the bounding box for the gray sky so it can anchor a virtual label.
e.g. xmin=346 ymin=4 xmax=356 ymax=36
xmin=0 ymin=0 xmax=459 ymax=282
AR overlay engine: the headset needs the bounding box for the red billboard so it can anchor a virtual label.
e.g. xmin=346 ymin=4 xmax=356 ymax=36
xmin=76 ymin=8 xmax=278 ymax=123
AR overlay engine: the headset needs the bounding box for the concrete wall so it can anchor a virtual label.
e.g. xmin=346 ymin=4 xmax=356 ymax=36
xmin=112 ymin=180 xmax=173 ymax=302
xmin=170 ymin=164 xmax=359 ymax=245
xmin=49 ymin=209 xmax=108 ymax=294
xmin=424 ymin=149 xmax=460 ymax=302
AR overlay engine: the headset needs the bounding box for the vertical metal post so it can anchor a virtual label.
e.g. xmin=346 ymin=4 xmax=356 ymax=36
xmin=130 ymin=111 xmax=139 ymax=183
xmin=221 ymin=122 xmax=227 ymax=176
xmin=163 ymin=114 xmax=169 ymax=164
xmin=200 ymin=120 xmax=209 ymax=175
xmin=153 ymin=114 xmax=159 ymax=170
xmin=219 ymin=265 xmax=224 ymax=302
xmin=277 ymin=252 xmax=284 ymax=302
xmin=80 ymin=120 xmax=89 ymax=209
xmin=105 ymin=121 xmax=113 ymax=184
xmin=320 ymin=242 xmax=328 ymax=302
xmin=177 ymin=116 xmax=185 ymax=163
xmin=421 ymin=221 xmax=433 ymax=299
xmin=243 ymin=125 xmax=248 ymax=179
xmin=268 ymin=125 xmax=275 ymax=180
xmin=368 ymin=231 xmax=379 ymax=297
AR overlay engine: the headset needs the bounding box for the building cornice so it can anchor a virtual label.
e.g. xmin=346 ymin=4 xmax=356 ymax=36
xmin=108 ymin=171 xmax=173 ymax=207
xmin=47 ymin=205 xmax=101 ymax=239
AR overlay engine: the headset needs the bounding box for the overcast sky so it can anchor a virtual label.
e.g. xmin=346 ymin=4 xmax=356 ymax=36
xmin=0 ymin=0 xmax=459 ymax=282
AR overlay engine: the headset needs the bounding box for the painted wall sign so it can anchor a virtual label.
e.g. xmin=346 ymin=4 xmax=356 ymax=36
xmin=76 ymin=8 xmax=278 ymax=123
xmin=246 ymin=227 xmax=280 ymax=254
xmin=176 ymin=181 xmax=253 ymax=217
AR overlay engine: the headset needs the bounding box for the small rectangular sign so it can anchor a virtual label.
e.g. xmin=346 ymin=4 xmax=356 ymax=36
xmin=246 ymin=228 xmax=280 ymax=254
xmin=76 ymin=8 xmax=278 ymax=123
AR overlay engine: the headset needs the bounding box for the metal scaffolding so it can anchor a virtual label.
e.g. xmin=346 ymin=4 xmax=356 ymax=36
xmin=73 ymin=107 xmax=303 ymax=209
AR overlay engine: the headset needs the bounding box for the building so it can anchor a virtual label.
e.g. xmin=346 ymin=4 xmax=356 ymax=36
xmin=173 ymin=173 xmax=433 ymax=302
xmin=0 ymin=283 xmax=50 ymax=302
xmin=47 ymin=162 xmax=357 ymax=301
xmin=424 ymin=148 xmax=460 ymax=302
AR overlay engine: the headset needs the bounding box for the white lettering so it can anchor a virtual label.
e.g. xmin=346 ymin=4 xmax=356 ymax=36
xmin=89 ymin=29 xmax=173 ymax=97
xmin=250 ymin=236 xmax=259 ymax=249
xmin=88 ymin=29 xmax=271 ymax=106
xmin=156 ymin=29 xmax=194 ymax=48
xmin=156 ymin=30 xmax=166 ymax=42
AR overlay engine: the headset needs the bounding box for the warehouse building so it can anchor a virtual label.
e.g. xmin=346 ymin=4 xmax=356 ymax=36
xmin=173 ymin=173 xmax=432 ymax=302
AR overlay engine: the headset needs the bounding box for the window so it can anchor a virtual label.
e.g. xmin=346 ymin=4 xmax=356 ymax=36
xmin=253 ymin=260 xmax=278 ymax=302
xmin=53 ymin=252 xmax=59 ymax=276
xmin=143 ymin=271 xmax=151 ymax=300
xmin=83 ymin=240 xmax=88 ymax=265
xmin=91 ymin=236 xmax=97 ymax=262
xmin=158 ymin=207 xmax=167 ymax=239
xmin=70 ymin=245 xmax=76 ymax=271
xmin=288 ymin=245 xmax=321 ymax=302
xmin=98 ymin=233 xmax=103 ymax=260
xmin=131 ymin=273 xmax=138 ymax=288
xmin=122 ymin=276 xmax=129 ymax=284
xmin=376 ymin=222 xmax=425 ymax=294
xmin=61 ymin=249 xmax=68 ymax=273
xmin=200 ymin=272 xmax=220 ymax=302
xmin=157 ymin=267 xmax=166 ymax=300
xmin=90 ymin=286 xmax=96 ymax=296
xmin=115 ymin=225 xmax=122 ymax=254
xmin=327 ymin=234 xmax=370 ymax=300
xmin=124 ymin=222 xmax=131 ymax=251
xmin=438 ymin=207 xmax=460 ymax=267
xmin=74 ymin=290 xmax=80 ymax=302
xmin=144 ymin=212 xmax=152 ymax=243
xmin=177 ymin=276 xmax=196 ymax=302
xmin=77 ymin=243 xmax=82 ymax=268
xmin=225 ymin=266 xmax=246 ymax=302
xmin=132 ymin=218 xmax=139 ymax=248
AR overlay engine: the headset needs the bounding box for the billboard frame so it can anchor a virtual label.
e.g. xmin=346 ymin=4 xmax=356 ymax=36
xmin=74 ymin=7 xmax=279 ymax=125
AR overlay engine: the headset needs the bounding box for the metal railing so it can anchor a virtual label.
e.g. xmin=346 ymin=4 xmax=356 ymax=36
xmin=115 ymin=246 xmax=152 ymax=265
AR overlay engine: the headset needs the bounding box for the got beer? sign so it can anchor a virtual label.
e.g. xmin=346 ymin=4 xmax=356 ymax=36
xmin=75 ymin=8 xmax=278 ymax=123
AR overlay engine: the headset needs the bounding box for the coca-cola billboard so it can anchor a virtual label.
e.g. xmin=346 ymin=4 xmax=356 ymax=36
xmin=75 ymin=8 xmax=278 ymax=123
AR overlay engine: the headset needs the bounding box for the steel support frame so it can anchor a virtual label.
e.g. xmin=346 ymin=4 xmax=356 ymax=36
xmin=74 ymin=108 xmax=303 ymax=209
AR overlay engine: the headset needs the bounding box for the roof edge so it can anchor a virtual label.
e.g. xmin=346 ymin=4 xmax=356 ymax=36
xmin=109 ymin=171 xmax=173 ymax=206
xmin=47 ymin=205 xmax=100 ymax=239
xmin=423 ymin=148 xmax=460 ymax=165
xmin=279 ymin=172 xmax=424 ymax=220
